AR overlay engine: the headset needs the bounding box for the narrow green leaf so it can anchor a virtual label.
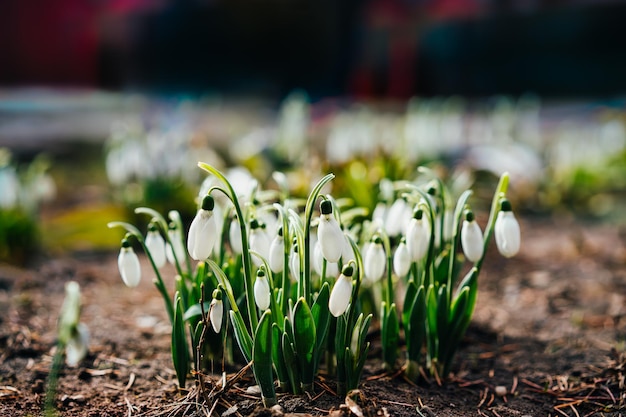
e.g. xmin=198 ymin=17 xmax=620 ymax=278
xmin=293 ymin=297 xmax=316 ymax=389
xmin=272 ymin=323 xmax=290 ymax=389
xmin=253 ymin=310 xmax=276 ymax=406
xmin=229 ymin=310 xmax=253 ymax=363
xmin=172 ymin=293 xmax=190 ymax=388
xmin=407 ymin=285 xmax=426 ymax=362
xmin=382 ymin=304 xmax=399 ymax=369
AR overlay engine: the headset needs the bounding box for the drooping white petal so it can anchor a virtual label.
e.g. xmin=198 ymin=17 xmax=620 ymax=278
xmin=461 ymin=220 xmax=484 ymax=262
xmin=364 ymin=241 xmax=386 ymax=283
xmin=209 ymin=298 xmax=223 ymax=333
xmin=187 ymin=209 xmax=217 ymax=261
xmin=495 ymin=211 xmax=521 ymax=258
xmin=65 ymin=323 xmax=89 ymax=367
xmin=250 ymin=226 xmax=271 ymax=267
xmin=393 ymin=241 xmax=411 ymax=277
xmin=118 ymin=246 xmax=141 ymax=287
xmin=269 ymin=234 xmax=285 ymax=273
xmin=317 ymin=214 xmax=344 ymax=263
xmin=385 ymin=199 xmax=410 ymax=236
xmin=329 ymin=274 xmax=353 ymax=317
xmin=406 ymin=216 xmax=431 ymax=262
xmin=289 ymin=244 xmax=300 ymax=280
xmin=229 ymin=219 xmax=243 ymax=255
xmin=254 ymin=274 xmax=271 ymax=310
xmin=145 ymin=230 xmax=166 ymax=268
xmin=166 ymin=228 xmax=186 ymax=265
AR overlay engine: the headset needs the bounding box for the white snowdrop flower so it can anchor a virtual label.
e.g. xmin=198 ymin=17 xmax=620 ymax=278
xmin=187 ymin=195 xmax=218 ymax=261
xmin=372 ymin=202 xmax=387 ymax=226
xmin=317 ymin=200 xmax=344 ymax=263
xmin=385 ymin=198 xmax=411 ymax=236
xmin=460 ymin=211 xmax=484 ymax=263
xmin=268 ymin=228 xmax=285 ymax=273
xmin=329 ymin=265 xmax=354 ymax=317
xmin=495 ymin=200 xmax=521 ymax=258
xmin=249 ymin=219 xmax=270 ymax=266
xmin=166 ymin=226 xmax=186 ymax=265
xmin=289 ymin=241 xmax=300 ymax=280
xmin=314 ymin=241 xmax=339 ymax=278
xmin=145 ymin=225 xmax=166 ymax=268
xmin=118 ymin=239 xmax=141 ymax=287
xmin=393 ymin=238 xmax=411 ymax=277
xmin=229 ymin=217 xmax=243 ymax=255
xmin=406 ymin=209 xmax=431 ymax=262
xmin=254 ymin=268 xmax=271 ymax=310
xmin=209 ymin=290 xmax=223 ymax=333
xmin=66 ymin=323 xmax=89 ymax=367
xmin=442 ymin=209 xmax=454 ymax=242
xmin=364 ymin=237 xmax=386 ymax=283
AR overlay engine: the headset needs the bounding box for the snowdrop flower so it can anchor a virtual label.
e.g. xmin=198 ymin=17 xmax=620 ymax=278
xmin=268 ymin=227 xmax=285 ymax=273
xmin=406 ymin=209 xmax=431 ymax=262
xmin=249 ymin=219 xmax=270 ymax=266
xmin=313 ymin=241 xmax=339 ymax=278
xmin=229 ymin=216 xmax=243 ymax=255
xmin=145 ymin=223 xmax=166 ymax=268
xmin=289 ymin=240 xmax=300 ymax=279
xmin=329 ymin=264 xmax=355 ymax=317
xmin=393 ymin=238 xmax=411 ymax=277
xmin=385 ymin=198 xmax=412 ymax=236
xmin=187 ymin=195 xmax=218 ymax=261
xmin=364 ymin=236 xmax=386 ymax=283
xmin=118 ymin=239 xmax=141 ymax=287
xmin=66 ymin=323 xmax=89 ymax=367
xmin=460 ymin=211 xmax=484 ymax=263
xmin=495 ymin=200 xmax=521 ymax=258
xmin=209 ymin=290 xmax=223 ymax=333
xmin=166 ymin=224 xmax=186 ymax=265
xmin=317 ymin=200 xmax=344 ymax=263
xmin=254 ymin=268 xmax=271 ymax=310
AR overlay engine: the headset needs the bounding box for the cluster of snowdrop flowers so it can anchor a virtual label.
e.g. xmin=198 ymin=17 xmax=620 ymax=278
xmin=110 ymin=163 xmax=520 ymax=406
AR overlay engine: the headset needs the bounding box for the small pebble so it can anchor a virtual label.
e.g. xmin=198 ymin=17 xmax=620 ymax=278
xmin=246 ymin=385 xmax=262 ymax=395
xmin=495 ymin=385 xmax=508 ymax=396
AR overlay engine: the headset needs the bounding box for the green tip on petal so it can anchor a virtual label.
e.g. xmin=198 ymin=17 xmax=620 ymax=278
xmin=201 ymin=194 xmax=215 ymax=211
xmin=212 ymin=289 xmax=222 ymax=300
xmin=121 ymin=238 xmax=132 ymax=248
xmin=250 ymin=218 xmax=260 ymax=229
xmin=257 ymin=267 xmax=266 ymax=277
xmin=500 ymin=199 xmax=512 ymax=212
xmin=342 ymin=264 xmax=354 ymax=277
xmin=413 ymin=208 xmax=423 ymax=220
xmin=464 ymin=209 xmax=475 ymax=222
xmin=320 ymin=199 xmax=333 ymax=215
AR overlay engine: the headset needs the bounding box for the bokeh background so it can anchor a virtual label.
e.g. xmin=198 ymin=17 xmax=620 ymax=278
xmin=1 ymin=0 xmax=626 ymax=261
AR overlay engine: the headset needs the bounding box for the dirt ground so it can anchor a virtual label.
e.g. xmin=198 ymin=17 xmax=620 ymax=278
xmin=1 ymin=214 xmax=626 ymax=417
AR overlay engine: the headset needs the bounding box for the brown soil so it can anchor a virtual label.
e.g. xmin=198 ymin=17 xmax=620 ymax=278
xmin=1 ymin=216 xmax=626 ymax=417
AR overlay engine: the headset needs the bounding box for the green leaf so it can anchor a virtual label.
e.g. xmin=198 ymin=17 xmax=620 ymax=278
xmin=272 ymin=323 xmax=290 ymax=389
xmin=281 ymin=331 xmax=300 ymax=394
xmin=407 ymin=285 xmax=426 ymax=362
xmin=172 ymin=293 xmax=190 ymax=388
xmin=402 ymin=281 xmax=418 ymax=328
xmin=382 ymin=303 xmax=399 ymax=369
xmin=253 ymin=310 xmax=276 ymax=406
xmin=293 ymin=297 xmax=316 ymax=389
xmin=425 ymin=284 xmax=438 ymax=361
xmin=311 ymin=282 xmax=331 ymax=353
xmin=183 ymin=302 xmax=211 ymax=322
xmin=229 ymin=310 xmax=253 ymax=363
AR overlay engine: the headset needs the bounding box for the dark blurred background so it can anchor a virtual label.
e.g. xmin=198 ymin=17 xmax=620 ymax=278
xmin=1 ymin=0 xmax=626 ymax=99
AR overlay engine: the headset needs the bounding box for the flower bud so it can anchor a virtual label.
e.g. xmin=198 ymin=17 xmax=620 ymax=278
xmin=495 ymin=200 xmax=520 ymax=258
xmin=329 ymin=265 xmax=354 ymax=317
xmin=317 ymin=200 xmax=344 ymax=263
xmin=118 ymin=239 xmax=141 ymax=287
xmin=65 ymin=323 xmax=89 ymax=367
xmin=393 ymin=238 xmax=411 ymax=277
xmin=289 ymin=241 xmax=300 ymax=279
xmin=268 ymin=227 xmax=285 ymax=273
xmin=364 ymin=237 xmax=386 ymax=283
xmin=249 ymin=219 xmax=270 ymax=267
xmin=229 ymin=217 xmax=243 ymax=255
xmin=460 ymin=211 xmax=484 ymax=263
xmin=254 ymin=268 xmax=271 ymax=310
xmin=145 ymin=224 xmax=166 ymax=268
xmin=406 ymin=209 xmax=430 ymax=262
xmin=166 ymin=224 xmax=186 ymax=265
xmin=209 ymin=291 xmax=223 ymax=333
xmin=187 ymin=195 xmax=218 ymax=261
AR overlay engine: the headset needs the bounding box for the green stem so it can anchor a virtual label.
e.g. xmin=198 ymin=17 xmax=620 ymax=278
xmin=198 ymin=162 xmax=258 ymax=330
